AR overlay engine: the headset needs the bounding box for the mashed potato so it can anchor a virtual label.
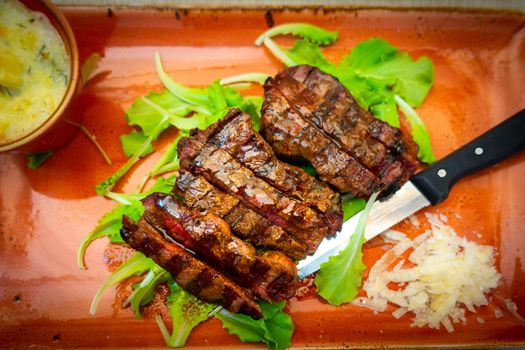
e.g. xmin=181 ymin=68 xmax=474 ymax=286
xmin=0 ymin=0 xmax=70 ymax=144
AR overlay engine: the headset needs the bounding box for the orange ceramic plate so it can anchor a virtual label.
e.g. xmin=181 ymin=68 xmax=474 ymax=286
xmin=1 ymin=7 xmax=524 ymax=348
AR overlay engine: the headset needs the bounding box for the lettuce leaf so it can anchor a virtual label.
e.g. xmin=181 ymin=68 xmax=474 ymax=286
xmin=156 ymin=283 xmax=215 ymax=348
xmin=315 ymin=192 xmax=378 ymax=305
xmin=215 ymin=301 xmax=294 ymax=350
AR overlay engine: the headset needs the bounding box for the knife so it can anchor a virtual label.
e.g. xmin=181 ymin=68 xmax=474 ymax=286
xmin=297 ymin=108 xmax=525 ymax=279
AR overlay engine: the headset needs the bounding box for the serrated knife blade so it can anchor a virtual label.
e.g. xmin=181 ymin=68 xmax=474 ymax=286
xmin=297 ymin=108 xmax=525 ymax=279
xmin=296 ymin=181 xmax=429 ymax=279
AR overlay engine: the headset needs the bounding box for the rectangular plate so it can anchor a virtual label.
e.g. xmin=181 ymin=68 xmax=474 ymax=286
xmin=0 ymin=6 xmax=524 ymax=348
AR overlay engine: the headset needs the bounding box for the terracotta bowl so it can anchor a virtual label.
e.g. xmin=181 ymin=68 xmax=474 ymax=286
xmin=0 ymin=0 xmax=81 ymax=153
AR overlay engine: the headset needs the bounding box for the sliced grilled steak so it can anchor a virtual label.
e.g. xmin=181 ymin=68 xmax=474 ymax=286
xmin=262 ymin=65 xmax=417 ymax=196
xmin=178 ymin=136 xmax=332 ymax=254
xmin=261 ymin=85 xmax=380 ymax=197
xmin=198 ymin=109 xmax=341 ymax=230
xmin=142 ymin=193 xmax=298 ymax=302
xmin=175 ymin=170 xmax=308 ymax=259
xmin=120 ymin=215 xmax=262 ymax=319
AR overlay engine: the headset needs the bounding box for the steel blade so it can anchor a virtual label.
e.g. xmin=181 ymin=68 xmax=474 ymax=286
xmin=296 ymin=181 xmax=430 ymax=279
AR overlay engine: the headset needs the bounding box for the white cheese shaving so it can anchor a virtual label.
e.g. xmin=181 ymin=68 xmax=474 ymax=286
xmin=356 ymin=214 xmax=501 ymax=332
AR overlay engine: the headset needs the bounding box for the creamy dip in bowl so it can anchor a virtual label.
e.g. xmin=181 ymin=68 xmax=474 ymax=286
xmin=0 ymin=0 xmax=80 ymax=152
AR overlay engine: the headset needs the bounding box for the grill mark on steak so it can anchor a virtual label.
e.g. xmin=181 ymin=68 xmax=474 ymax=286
xmin=273 ymin=66 xmax=415 ymax=190
xmin=282 ymin=65 xmax=406 ymax=153
xmin=175 ymin=170 xmax=308 ymax=259
xmin=120 ymin=216 xmax=262 ymax=319
xmin=142 ymin=193 xmax=298 ymax=302
xmin=261 ymin=85 xmax=380 ymax=197
xmin=263 ymin=65 xmax=417 ymax=196
xmin=178 ymin=136 xmax=330 ymax=254
xmin=188 ymin=109 xmax=342 ymax=233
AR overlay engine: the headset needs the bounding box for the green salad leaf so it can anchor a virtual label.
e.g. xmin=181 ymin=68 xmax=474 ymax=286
xmin=395 ymin=94 xmax=436 ymax=163
xmin=89 ymin=252 xmax=156 ymax=315
xmin=255 ymin=23 xmax=338 ymax=46
xmin=315 ymin=192 xmax=378 ymax=305
xmin=156 ymin=283 xmax=215 ymax=348
xmin=120 ymin=130 xmax=154 ymax=157
xmin=126 ymin=92 xmax=194 ymax=138
xmin=220 ymin=73 xmax=270 ymax=86
xmin=26 ymin=151 xmax=54 ymax=169
xmin=77 ymin=203 xmax=139 ymax=269
xmin=340 ymin=39 xmax=434 ymax=108
xmin=286 ymin=39 xmax=334 ymax=71
xmin=215 ymin=301 xmax=294 ymax=350
xmin=126 ymin=264 xmax=170 ymax=319
xmin=79 ymin=176 xmax=175 ymax=269
xmin=341 ymin=196 xmax=366 ymax=222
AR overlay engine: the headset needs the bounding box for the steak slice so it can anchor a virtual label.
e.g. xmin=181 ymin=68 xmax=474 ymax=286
xmin=178 ymin=136 xmax=331 ymax=254
xmin=262 ymin=65 xmax=417 ymax=196
xmin=175 ymin=170 xmax=308 ymax=259
xmin=142 ymin=193 xmax=298 ymax=302
xmin=197 ymin=109 xmax=341 ymax=231
xmin=261 ymin=85 xmax=380 ymax=197
xmin=120 ymin=215 xmax=262 ymax=319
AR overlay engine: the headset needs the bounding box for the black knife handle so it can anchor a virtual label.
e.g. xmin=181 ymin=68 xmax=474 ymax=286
xmin=411 ymin=108 xmax=525 ymax=205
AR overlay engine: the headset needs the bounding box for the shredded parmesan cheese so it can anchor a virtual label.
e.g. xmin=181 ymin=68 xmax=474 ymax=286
xmin=354 ymin=214 xmax=501 ymax=332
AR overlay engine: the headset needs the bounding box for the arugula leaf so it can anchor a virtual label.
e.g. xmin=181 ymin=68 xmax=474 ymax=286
xmin=120 ymin=130 xmax=154 ymax=157
xmin=155 ymin=53 xmax=211 ymax=110
xmin=215 ymin=301 xmax=294 ymax=350
xmin=26 ymin=151 xmax=54 ymax=169
xmin=340 ymin=39 xmax=434 ymax=108
xmin=255 ymin=23 xmax=338 ymax=46
xmin=105 ymin=175 xmax=176 ymax=204
xmin=77 ymin=203 xmax=140 ymax=269
xmin=315 ymin=192 xmax=378 ymax=305
xmin=150 ymin=132 xmax=186 ymax=177
xmin=241 ymin=96 xmax=263 ymax=132
xmin=395 ymin=94 xmax=436 ymax=163
xmin=125 ymin=264 xmax=170 ymax=319
xmin=90 ymin=252 xmax=156 ymax=315
xmin=79 ymin=176 xmax=176 ymax=269
xmin=259 ymin=302 xmax=294 ymax=350
xmin=95 ymin=103 xmax=173 ymax=195
xmin=156 ymin=283 xmax=215 ymax=348
xmin=126 ymin=91 xmax=195 ymax=138
xmin=220 ymin=73 xmax=270 ymax=86
xmin=286 ymin=39 xmax=335 ymax=71
xmin=341 ymin=196 xmax=366 ymax=222
xmin=262 ymin=37 xmax=298 ymax=67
